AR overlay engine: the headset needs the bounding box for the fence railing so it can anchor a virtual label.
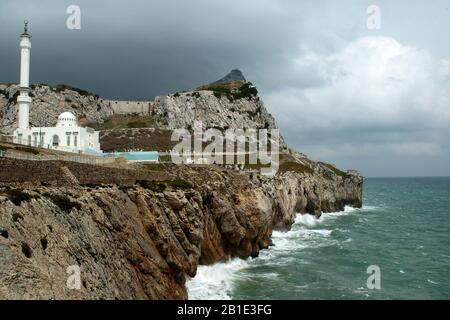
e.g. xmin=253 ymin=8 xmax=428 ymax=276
xmin=0 ymin=134 xmax=119 ymax=165
xmin=1 ymin=135 xmax=80 ymax=152
xmin=0 ymin=149 xmax=118 ymax=166
xmin=0 ymin=135 xmax=14 ymax=144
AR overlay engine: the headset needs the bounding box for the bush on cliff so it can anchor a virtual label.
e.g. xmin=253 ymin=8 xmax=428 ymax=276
xmin=197 ymin=81 xmax=258 ymax=102
xmin=167 ymin=177 xmax=192 ymax=190
xmin=137 ymin=177 xmax=192 ymax=193
xmin=319 ymin=162 xmax=347 ymax=177
xmin=279 ymin=162 xmax=314 ymax=174
xmin=137 ymin=180 xmax=167 ymax=192
xmin=53 ymin=84 xmax=97 ymax=97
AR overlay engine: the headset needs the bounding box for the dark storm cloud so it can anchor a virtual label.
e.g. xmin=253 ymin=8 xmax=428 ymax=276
xmin=0 ymin=0 xmax=311 ymax=99
xmin=1 ymin=0 xmax=449 ymax=177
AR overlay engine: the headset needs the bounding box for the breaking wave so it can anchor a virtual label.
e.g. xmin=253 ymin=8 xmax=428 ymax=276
xmin=187 ymin=205 xmax=372 ymax=300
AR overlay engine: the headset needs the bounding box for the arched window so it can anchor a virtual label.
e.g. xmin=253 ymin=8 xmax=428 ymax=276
xmin=52 ymin=135 xmax=59 ymax=147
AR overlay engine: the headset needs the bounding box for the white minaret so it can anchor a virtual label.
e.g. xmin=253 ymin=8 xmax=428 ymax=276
xmin=17 ymin=21 xmax=32 ymax=130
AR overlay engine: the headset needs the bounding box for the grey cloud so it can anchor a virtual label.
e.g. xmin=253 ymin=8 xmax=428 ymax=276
xmin=1 ymin=0 xmax=449 ymax=176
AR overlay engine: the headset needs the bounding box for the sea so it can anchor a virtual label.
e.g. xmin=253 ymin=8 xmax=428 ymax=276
xmin=187 ymin=178 xmax=450 ymax=300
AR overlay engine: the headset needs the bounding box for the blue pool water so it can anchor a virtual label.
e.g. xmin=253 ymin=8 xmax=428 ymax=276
xmin=107 ymin=151 xmax=159 ymax=161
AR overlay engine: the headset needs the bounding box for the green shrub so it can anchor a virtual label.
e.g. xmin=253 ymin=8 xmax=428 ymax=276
xmin=319 ymin=162 xmax=347 ymax=177
xmin=159 ymin=155 xmax=172 ymax=162
xmin=167 ymin=177 xmax=192 ymax=190
xmin=53 ymin=84 xmax=94 ymax=97
xmin=279 ymin=162 xmax=314 ymax=174
xmin=127 ymin=121 xmax=147 ymax=128
xmin=142 ymin=163 xmax=164 ymax=171
xmin=199 ymin=81 xmax=258 ymax=102
xmin=137 ymin=180 xmax=167 ymax=193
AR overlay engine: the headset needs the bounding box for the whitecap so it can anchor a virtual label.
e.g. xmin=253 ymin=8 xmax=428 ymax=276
xmin=308 ymin=229 xmax=332 ymax=237
xmin=295 ymin=205 xmax=369 ymax=227
xmin=295 ymin=214 xmax=321 ymax=227
xmin=187 ymin=258 xmax=249 ymax=300
xmin=361 ymin=205 xmax=380 ymax=211
xmin=188 ymin=205 xmax=364 ymax=300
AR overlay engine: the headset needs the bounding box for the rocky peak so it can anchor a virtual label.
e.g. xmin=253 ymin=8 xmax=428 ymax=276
xmin=212 ymin=69 xmax=246 ymax=84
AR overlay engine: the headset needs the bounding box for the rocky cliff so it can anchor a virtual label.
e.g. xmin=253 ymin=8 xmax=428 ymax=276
xmin=153 ymin=70 xmax=277 ymax=133
xmin=1 ymin=78 xmax=273 ymax=135
xmin=0 ymin=160 xmax=362 ymax=299
xmin=0 ymin=84 xmax=113 ymax=134
xmin=0 ymin=71 xmax=363 ymax=299
xmin=152 ymin=90 xmax=277 ymax=131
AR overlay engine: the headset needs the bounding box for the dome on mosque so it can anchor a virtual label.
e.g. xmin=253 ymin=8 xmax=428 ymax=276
xmin=56 ymin=112 xmax=78 ymax=127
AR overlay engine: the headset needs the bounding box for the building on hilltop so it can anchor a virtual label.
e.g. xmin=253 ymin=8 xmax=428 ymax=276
xmin=12 ymin=21 xmax=102 ymax=155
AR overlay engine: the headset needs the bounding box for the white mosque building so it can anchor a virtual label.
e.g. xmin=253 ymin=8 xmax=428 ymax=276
xmin=13 ymin=22 xmax=101 ymax=155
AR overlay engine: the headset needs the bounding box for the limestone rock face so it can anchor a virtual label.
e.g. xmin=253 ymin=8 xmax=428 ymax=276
xmin=0 ymin=84 xmax=113 ymax=134
xmin=0 ymin=163 xmax=363 ymax=299
xmin=153 ymin=91 xmax=277 ymax=131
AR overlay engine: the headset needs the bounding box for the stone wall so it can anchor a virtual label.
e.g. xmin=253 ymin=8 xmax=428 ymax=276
xmin=102 ymin=99 xmax=154 ymax=116
xmin=0 ymin=158 xmax=170 ymax=186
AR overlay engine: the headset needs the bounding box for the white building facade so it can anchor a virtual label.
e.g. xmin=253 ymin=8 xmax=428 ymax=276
xmin=15 ymin=112 xmax=101 ymax=154
xmin=13 ymin=22 xmax=102 ymax=155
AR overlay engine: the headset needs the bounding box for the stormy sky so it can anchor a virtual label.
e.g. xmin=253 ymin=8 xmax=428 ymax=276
xmin=1 ymin=0 xmax=449 ymax=177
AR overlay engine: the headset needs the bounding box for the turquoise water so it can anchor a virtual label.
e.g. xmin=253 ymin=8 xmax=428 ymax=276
xmin=107 ymin=151 xmax=159 ymax=161
xmin=187 ymin=178 xmax=450 ymax=300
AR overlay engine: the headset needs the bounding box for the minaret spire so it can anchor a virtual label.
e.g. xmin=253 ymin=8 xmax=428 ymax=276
xmin=17 ymin=20 xmax=32 ymax=130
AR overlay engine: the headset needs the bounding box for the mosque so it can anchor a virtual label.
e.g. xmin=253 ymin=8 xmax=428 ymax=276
xmin=13 ymin=22 xmax=102 ymax=154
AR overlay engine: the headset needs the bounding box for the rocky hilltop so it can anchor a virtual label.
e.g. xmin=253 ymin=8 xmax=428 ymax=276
xmin=153 ymin=89 xmax=277 ymax=132
xmin=0 ymin=71 xmax=363 ymax=299
xmin=1 ymin=71 xmax=275 ymax=137
xmin=0 ymin=84 xmax=113 ymax=134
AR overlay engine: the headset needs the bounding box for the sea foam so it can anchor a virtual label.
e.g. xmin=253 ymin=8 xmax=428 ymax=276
xmin=187 ymin=205 xmax=367 ymax=300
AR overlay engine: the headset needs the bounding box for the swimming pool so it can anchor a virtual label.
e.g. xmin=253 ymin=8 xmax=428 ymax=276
xmin=106 ymin=151 xmax=159 ymax=162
